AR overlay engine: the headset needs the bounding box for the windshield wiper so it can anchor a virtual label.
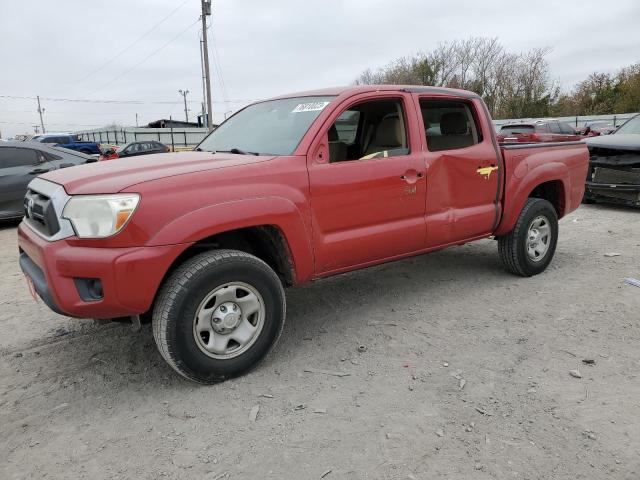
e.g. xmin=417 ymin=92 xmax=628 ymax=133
xmin=216 ymin=148 xmax=259 ymax=156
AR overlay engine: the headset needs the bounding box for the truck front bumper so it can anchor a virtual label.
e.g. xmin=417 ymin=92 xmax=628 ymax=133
xmin=17 ymin=222 xmax=189 ymax=319
xmin=585 ymin=181 xmax=640 ymax=207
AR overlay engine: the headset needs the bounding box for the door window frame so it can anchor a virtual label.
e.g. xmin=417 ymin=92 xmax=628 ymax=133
xmin=309 ymin=92 xmax=418 ymax=166
xmin=417 ymin=97 xmax=484 ymax=153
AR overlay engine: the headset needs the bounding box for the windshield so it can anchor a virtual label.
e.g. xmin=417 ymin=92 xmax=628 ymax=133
xmin=615 ymin=115 xmax=640 ymax=135
xmin=197 ymin=96 xmax=335 ymax=155
xmin=500 ymin=125 xmax=534 ymax=135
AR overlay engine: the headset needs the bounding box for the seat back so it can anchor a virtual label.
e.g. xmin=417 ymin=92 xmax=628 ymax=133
xmin=364 ymin=114 xmax=404 ymax=156
xmin=427 ymin=112 xmax=474 ymax=151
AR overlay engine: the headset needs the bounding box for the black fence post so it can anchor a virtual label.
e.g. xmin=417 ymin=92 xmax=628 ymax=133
xmin=169 ymin=116 xmax=175 ymax=152
xmin=184 ymin=132 xmax=187 ymax=147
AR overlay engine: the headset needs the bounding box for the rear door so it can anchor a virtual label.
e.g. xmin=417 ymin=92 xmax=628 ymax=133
xmin=416 ymin=96 xmax=502 ymax=247
xmin=559 ymin=122 xmax=581 ymax=141
xmin=0 ymin=147 xmax=52 ymax=217
xmin=548 ymin=121 xmax=564 ymax=141
xmin=307 ymin=92 xmax=427 ymax=273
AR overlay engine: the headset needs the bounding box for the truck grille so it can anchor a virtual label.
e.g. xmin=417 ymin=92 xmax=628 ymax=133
xmin=24 ymin=189 xmax=60 ymax=237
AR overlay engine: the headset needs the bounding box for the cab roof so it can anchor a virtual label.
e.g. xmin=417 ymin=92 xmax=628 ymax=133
xmin=270 ymin=85 xmax=480 ymax=101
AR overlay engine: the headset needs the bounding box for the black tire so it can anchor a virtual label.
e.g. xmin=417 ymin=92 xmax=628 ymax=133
xmin=497 ymin=198 xmax=558 ymax=277
xmin=152 ymin=249 xmax=285 ymax=384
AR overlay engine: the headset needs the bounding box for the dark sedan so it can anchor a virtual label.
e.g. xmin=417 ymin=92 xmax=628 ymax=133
xmin=0 ymin=142 xmax=93 ymax=221
xmin=100 ymin=141 xmax=170 ymax=161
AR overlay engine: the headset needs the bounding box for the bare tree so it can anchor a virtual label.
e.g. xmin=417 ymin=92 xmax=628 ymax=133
xmin=354 ymin=37 xmax=556 ymax=118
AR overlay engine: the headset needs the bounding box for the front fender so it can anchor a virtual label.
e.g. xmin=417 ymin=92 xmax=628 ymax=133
xmin=147 ymin=196 xmax=315 ymax=283
xmin=495 ymin=160 xmax=569 ymax=236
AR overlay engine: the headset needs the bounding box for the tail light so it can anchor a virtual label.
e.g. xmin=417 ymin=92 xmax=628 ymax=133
xmin=529 ymin=134 xmax=540 ymax=142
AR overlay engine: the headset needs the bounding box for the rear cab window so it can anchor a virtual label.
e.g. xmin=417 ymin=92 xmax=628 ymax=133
xmin=420 ymin=99 xmax=482 ymax=152
xmin=500 ymin=125 xmax=535 ymax=135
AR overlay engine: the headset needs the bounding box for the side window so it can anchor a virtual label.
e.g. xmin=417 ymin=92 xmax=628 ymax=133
xmin=0 ymin=148 xmax=38 ymax=168
xmin=42 ymin=137 xmax=58 ymax=144
xmin=559 ymin=122 xmax=575 ymax=134
xmin=56 ymin=136 xmax=71 ymax=144
xmin=548 ymin=122 xmax=561 ymax=134
xmin=420 ymin=100 xmax=481 ymax=152
xmin=328 ymin=99 xmax=408 ymax=162
xmin=535 ymin=123 xmax=550 ymax=133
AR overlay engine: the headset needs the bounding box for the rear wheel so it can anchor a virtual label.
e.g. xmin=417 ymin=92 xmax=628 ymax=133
xmin=152 ymin=249 xmax=286 ymax=383
xmin=498 ymin=198 xmax=558 ymax=277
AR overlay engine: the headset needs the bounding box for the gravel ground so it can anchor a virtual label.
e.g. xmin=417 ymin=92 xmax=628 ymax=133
xmin=1 ymin=204 xmax=639 ymax=480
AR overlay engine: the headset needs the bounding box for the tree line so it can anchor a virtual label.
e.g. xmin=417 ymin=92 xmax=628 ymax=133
xmin=355 ymin=37 xmax=640 ymax=119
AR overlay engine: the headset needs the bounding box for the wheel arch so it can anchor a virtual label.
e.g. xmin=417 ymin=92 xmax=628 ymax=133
xmin=495 ymin=162 xmax=569 ymax=236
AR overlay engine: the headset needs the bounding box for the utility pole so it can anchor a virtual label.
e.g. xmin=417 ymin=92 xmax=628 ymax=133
xmin=201 ymin=0 xmax=213 ymax=131
xmin=179 ymin=89 xmax=190 ymax=122
xmin=199 ymin=30 xmax=207 ymax=128
xmin=135 ymin=113 xmax=139 ymax=127
xmin=36 ymin=95 xmax=46 ymax=134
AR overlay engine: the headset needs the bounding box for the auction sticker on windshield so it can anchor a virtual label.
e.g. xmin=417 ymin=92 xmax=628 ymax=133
xmin=291 ymin=101 xmax=330 ymax=113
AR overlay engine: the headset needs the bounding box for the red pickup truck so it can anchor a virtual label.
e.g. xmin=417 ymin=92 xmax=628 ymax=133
xmin=17 ymin=86 xmax=589 ymax=383
xmin=496 ymin=120 xmax=583 ymax=143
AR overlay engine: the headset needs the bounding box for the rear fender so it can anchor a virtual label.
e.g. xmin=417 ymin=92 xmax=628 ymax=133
xmin=495 ymin=161 xmax=569 ymax=237
xmin=147 ymin=197 xmax=314 ymax=283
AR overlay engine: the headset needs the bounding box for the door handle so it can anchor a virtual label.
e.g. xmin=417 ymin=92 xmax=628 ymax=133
xmin=400 ymin=172 xmax=424 ymax=181
xmin=28 ymin=168 xmax=50 ymax=175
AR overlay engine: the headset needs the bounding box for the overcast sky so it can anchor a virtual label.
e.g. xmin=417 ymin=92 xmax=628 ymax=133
xmin=1 ymin=0 xmax=638 ymax=137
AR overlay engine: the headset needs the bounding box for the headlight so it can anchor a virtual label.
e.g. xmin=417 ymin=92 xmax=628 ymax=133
xmin=62 ymin=194 xmax=140 ymax=238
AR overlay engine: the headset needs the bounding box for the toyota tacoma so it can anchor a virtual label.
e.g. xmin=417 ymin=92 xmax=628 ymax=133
xmin=17 ymin=86 xmax=589 ymax=383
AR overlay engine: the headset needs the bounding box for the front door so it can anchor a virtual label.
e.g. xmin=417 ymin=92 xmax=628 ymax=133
xmin=307 ymin=94 xmax=427 ymax=274
xmin=417 ymin=97 xmax=501 ymax=247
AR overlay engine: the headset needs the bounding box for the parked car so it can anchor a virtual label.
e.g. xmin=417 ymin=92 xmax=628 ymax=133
xmin=496 ymin=120 xmax=582 ymax=143
xmin=581 ymin=121 xmax=617 ymax=136
xmin=99 ymin=141 xmax=170 ymax=160
xmin=30 ymin=133 xmax=101 ymax=155
xmin=0 ymin=142 xmax=93 ymax=221
xmin=17 ymin=85 xmax=588 ymax=383
xmin=584 ymin=113 xmax=640 ymax=206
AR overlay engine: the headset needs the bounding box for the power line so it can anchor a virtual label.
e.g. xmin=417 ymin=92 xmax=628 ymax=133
xmin=85 ymin=19 xmax=200 ymax=97
xmin=0 ymin=120 xmax=105 ymax=127
xmin=209 ymin=28 xmax=230 ymax=110
xmin=0 ymin=94 xmax=256 ymax=104
xmin=74 ymin=0 xmax=191 ymax=85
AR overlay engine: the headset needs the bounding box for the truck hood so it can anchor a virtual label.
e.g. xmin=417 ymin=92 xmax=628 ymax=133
xmin=585 ymin=134 xmax=640 ymax=151
xmin=41 ymin=151 xmax=275 ymax=194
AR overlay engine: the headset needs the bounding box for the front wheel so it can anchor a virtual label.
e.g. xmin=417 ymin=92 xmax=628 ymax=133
xmin=152 ymin=250 xmax=286 ymax=383
xmin=497 ymin=198 xmax=558 ymax=277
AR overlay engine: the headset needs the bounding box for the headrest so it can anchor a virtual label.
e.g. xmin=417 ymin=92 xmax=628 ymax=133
xmin=440 ymin=112 xmax=468 ymax=135
xmin=376 ymin=115 xmax=403 ymax=146
xmin=328 ymin=124 xmax=339 ymax=142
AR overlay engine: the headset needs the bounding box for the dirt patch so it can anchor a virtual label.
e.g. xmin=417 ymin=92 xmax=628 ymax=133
xmin=1 ymin=205 xmax=639 ymax=479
